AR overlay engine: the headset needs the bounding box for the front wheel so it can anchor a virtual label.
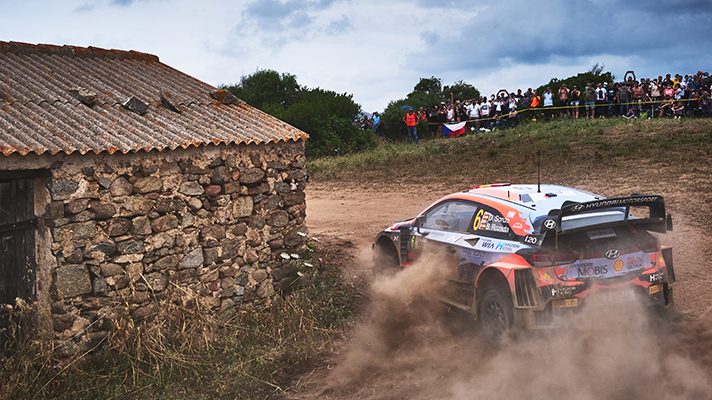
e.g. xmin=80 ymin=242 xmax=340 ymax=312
xmin=478 ymin=283 xmax=514 ymax=348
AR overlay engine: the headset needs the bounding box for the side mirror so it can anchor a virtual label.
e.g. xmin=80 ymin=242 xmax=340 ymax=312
xmin=415 ymin=215 xmax=426 ymax=234
xmin=666 ymin=213 xmax=673 ymax=232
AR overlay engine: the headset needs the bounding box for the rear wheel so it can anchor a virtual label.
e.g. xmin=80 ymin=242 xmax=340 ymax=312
xmin=478 ymin=282 xmax=514 ymax=347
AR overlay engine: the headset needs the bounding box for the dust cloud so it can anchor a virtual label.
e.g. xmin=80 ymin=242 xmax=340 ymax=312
xmin=318 ymin=250 xmax=712 ymax=400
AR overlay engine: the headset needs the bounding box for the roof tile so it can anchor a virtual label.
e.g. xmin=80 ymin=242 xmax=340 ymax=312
xmin=0 ymin=41 xmax=308 ymax=156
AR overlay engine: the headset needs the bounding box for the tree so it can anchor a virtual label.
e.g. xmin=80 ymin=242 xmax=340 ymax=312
xmin=443 ymin=80 xmax=480 ymax=102
xmin=222 ymin=69 xmax=301 ymax=114
xmin=410 ymin=76 xmax=443 ymax=96
xmin=223 ymin=70 xmax=375 ymax=158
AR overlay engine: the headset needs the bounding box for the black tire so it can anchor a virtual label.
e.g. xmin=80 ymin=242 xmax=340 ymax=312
xmin=478 ymin=282 xmax=514 ymax=348
xmin=373 ymin=243 xmax=400 ymax=276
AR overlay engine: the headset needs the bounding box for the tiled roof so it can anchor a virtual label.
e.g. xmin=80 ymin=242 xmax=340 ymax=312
xmin=0 ymin=41 xmax=308 ymax=156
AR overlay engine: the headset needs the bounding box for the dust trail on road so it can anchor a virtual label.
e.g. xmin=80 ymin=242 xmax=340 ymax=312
xmin=318 ymin=251 xmax=712 ymax=400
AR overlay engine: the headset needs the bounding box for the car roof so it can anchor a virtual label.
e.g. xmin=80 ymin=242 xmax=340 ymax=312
xmin=437 ymin=184 xmax=600 ymax=214
xmin=424 ymin=184 xmax=605 ymax=236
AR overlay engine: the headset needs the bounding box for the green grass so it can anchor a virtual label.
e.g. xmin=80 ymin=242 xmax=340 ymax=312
xmin=307 ymin=118 xmax=712 ymax=183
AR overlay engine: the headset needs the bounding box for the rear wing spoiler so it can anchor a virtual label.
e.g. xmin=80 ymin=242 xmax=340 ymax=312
xmin=520 ymin=194 xmax=672 ymax=247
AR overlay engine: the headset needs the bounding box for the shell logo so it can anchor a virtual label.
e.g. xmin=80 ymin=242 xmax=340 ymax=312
xmin=613 ymin=259 xmax=624 ymax=272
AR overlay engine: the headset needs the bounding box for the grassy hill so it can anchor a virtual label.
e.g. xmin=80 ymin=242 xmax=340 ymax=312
xmin=309 ymin=118 xmax=712 ymax=187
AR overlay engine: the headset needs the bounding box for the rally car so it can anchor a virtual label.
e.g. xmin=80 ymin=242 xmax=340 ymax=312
xmin=372 ymin=184 xmax=677 ymax=345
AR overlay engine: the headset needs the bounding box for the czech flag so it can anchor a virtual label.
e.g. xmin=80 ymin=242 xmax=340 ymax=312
xmin=443 ymin=121 xmax=467 ymax=138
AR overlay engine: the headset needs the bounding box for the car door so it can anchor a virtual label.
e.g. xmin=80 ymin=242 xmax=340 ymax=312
xmin=414 ymin=200 xmax=481 ymax=280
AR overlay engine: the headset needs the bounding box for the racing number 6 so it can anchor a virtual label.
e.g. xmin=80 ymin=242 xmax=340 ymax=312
xmin=473 ymin=209 xmax=484 ymax=231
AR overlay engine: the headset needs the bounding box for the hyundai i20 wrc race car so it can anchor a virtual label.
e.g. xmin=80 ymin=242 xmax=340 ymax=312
xmin=372 ymin=184 xmax=677 ymax=345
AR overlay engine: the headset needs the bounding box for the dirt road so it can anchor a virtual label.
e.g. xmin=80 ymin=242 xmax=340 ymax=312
xmin=286 ymin=179 xmax=712 ymax=399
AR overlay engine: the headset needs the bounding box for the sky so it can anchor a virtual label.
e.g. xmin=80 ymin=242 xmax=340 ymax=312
xmin=2 ymin=0 xmax=712 ymax=113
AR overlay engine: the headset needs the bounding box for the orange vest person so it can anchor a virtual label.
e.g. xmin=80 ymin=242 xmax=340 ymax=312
xmin=403 ymin=109 xmax=420 ymax=144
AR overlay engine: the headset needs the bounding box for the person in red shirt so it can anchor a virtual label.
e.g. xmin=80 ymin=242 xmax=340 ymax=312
xmin=403 ymin=108 xmax=419 ymax=144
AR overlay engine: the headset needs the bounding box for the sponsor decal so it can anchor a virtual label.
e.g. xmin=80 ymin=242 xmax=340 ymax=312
xmin=475 ymin=210 xmax=511 ymax=233
xmin=649 ymin=284 xmax=662 ymax=295
xmin=613 ymin=259 xmax=624 ymax=272
xmin=448 ymin=235 xmax=462 ymax=243
xmin=523 ymin=235 xmax=540 ymax=245
xmin=556 ymin=250 xmax=650 ymax=280
xmin=553 ymin=298 xmax=578 ymax=308
xmin=543 ymin=219 xmax=557 ymax=230
xmin=513 ymin=222 xmax=523 ymax=229
xmin=568 ymin=196 xmax=659 ymax=213
xmin=605 ymin=249 xmax=621 ymax=259
xmin=477 ymin=239 xmax=520 ymax=252
xmin=507 ymin=211 xmax=516 ymax=218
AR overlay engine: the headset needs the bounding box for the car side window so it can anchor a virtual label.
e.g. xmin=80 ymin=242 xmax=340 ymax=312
xmin=421 ymin=200 xmax=478 ymax=233
xmin=471 ymin=205 xmax=513 ymax=238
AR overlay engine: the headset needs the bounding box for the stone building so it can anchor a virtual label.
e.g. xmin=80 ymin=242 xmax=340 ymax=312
xmin=0 ymin=41 xmax=309 ymax=354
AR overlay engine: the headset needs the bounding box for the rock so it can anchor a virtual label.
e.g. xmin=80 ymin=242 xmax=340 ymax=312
xmin=230 ymin=222 xmax=248 ymax=236
xmin=211 ymin=166 xmax=231 ymax=184
xmin=259 ymin=195 xmax=282 ymax=212
xmin=232 ymin=196 xmax=253 ymax=217
xmin=256 ymin=281 xmax=274 ymax=298
xmin=52 ymin=221 xmax=96 ymax=241
xmin=268 ymin=238 xmax=283 ymax=249
xmin=155 ymin=197 xmax=186 ymax=213
xmin=119 ymin=196 xmax=155 ymax=217
xmin=88 ymin=201 xmax=116 ymax=220
xmin=187 ymin=197 xmax=203 ymax=211
xmin=201 ymin=225 xmax=226 ymax=242
xmin=54 ymin=265 xmax=92 ymax=298
xmin=220 ymin=238 xmax=244 ymax=260
xmin=100 ymin=263 xmax=124 ymax=277
xmin=223 ymin=182 xmax=241 ymax=194
xmin=151 ymin=214 xmax=179 ymax=232
xmin=246 ymin=182 xmax=270 ymax=195
xmin=133 ymin=177 xmax=163 ymax=194
xmin=130 ymin=215 xmax=152 ymax=235
xmin=282 ymin=191 xmax=305 ymax=206
xmin=239 ymin=168 xmax=265 ymax=185
xmin=87 ymin=241 xmax=117 ymax=259
xmin=267 ymin=161 xmax=288 ymax=170
xmin=154 ymin=254 xmax=180 ymax=270
xmin=48 ymin=179 xmax=79 ymax=201
xmin=110 ymin=177 xmax=132 ymax=197
xmin=180 ymin=248 xmax=204 ymax=269
xmin=179 ymin=181 xmax=204 ymax=196
xmin=200 ymin=269 xmax=220 ymax=284
xmin=107 ymin=218 xmax=132 ymax=236
xmin=267 ymin=210 xmax=289 ymax=227
xmin=117 ymin=239 xmax=145 ymax=255
xmin=203 ymin=247 xmax=221 ymax=265
xmin=205 ymin=185 xmax=222 ymax=197
xmin=274 ymin=181 xmax=290 ymax=194
xmin=144 ymin=272 xmax=167 ymax=292
xmin=65 ymin=198 xmax=89 ymax=214
xmin=252 ymin=269 xmax=268 ymax=283
xmin=286 ymin=169 xmax=306 ymax=180
xmin=125 ymin=262 xmax=144 ymax=283
xmin=44 ymin=201 xmax=65 ymax=219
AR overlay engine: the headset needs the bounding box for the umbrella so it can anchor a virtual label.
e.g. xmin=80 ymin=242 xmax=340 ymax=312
xmin=401 ymin=105 xmax=415 ymax=111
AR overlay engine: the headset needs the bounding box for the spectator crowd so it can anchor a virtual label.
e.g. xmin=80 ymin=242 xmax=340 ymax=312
xmin=357 ymin=70 xmax=712 ymax=140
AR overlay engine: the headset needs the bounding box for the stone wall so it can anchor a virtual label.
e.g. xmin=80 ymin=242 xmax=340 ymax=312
xmin=28 ymin=140 xmax=307 ymax=355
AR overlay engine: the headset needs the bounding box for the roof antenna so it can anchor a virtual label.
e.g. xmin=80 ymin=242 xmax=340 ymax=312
xmin=537 ymin=150 xmax=541 ymax=193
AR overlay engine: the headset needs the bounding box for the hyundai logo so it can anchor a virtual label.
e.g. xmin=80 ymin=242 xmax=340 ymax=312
xmin=543 ymin=219 xmax=557 ymax=230
xmin=605 ymin=249 xmax=620 ymax=259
